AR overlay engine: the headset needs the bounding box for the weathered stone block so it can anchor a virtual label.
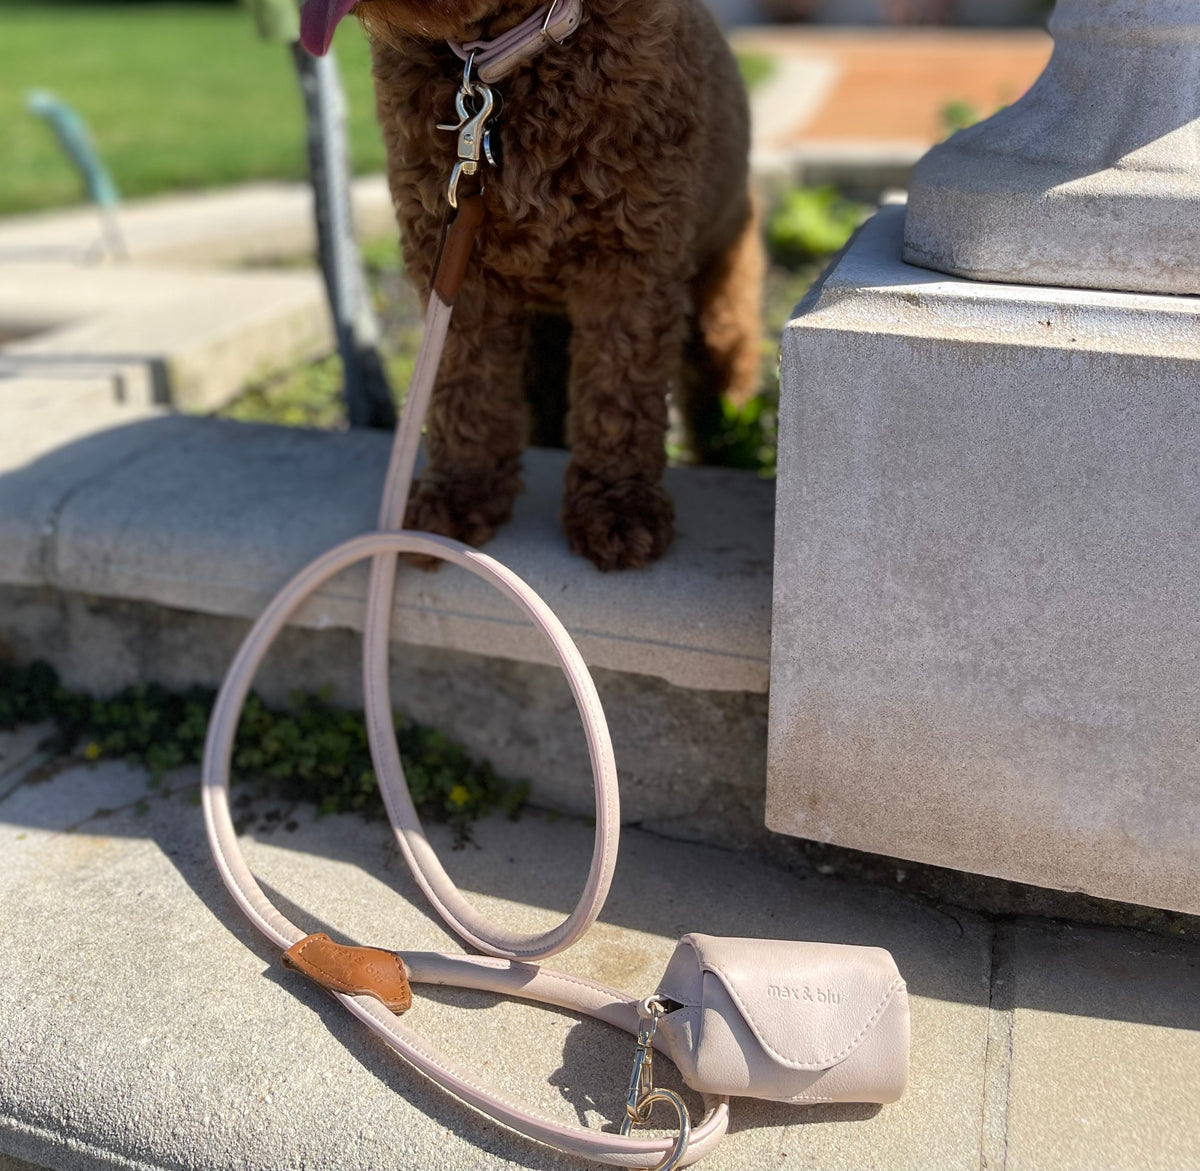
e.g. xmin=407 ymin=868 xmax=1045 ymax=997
xmin=768 ymin=204 xmax=1200 ymax=914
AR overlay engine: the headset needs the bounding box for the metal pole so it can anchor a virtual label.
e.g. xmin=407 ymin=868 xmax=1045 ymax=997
xmin=291 ymin=43 xmax=396 ymax=428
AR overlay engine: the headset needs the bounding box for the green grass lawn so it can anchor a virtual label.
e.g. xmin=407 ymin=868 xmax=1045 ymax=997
xmin=0 ymin=1 xmax=385 ymax=215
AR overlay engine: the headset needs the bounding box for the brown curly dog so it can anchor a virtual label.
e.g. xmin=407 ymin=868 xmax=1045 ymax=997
xmin=307 ymin=0 xmax=763 ymax=570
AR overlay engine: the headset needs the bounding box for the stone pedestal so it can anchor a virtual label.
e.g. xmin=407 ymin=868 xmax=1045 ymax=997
xmin=904 ymin=0 xmax=1200 ymax=294
xmin=767 ymin=204 xmax=1200 ymax=915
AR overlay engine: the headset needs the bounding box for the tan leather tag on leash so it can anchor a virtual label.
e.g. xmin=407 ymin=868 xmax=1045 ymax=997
xmin=433 ymin=193 xmax=486 ymax=304
xmin=282 ymin=933 xmax=413 ymax=1013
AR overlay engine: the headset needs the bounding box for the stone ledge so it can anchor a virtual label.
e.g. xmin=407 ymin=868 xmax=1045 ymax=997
xmin=814 ymin=202 xmax=1200 ymax=357
xmin=0 ymin=587 xmax=770 ymax=845
xmin=0 ymin=417 xmax=773 ymax=694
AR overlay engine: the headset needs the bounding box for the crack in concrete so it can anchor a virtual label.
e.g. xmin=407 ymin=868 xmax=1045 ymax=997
xmin=36 ymin=427 xmax=187 ymax=588
xmin=980 ymin=922 xmax=1016 ymax=1170
xmin=0 ymin=751 xmax=54 ymax=805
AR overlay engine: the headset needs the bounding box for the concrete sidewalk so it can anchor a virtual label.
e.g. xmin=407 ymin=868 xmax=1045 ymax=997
xmin=0 ymin=177 xmax=395 ymax=435
xmin=1 ymin=740 xmax=1198 ymax=1171
xmin=0 ymin=177 xmax=394 ymax=269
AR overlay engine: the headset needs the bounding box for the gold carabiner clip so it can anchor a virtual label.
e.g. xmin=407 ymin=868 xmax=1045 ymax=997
xmin=620 ymin=999 xmax=692 ymax=1171
xmin=439 ymin=53 xmax=499 ymax=208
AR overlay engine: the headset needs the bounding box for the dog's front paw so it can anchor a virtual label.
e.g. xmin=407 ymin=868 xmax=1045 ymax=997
xmin=561 ymin=467 xmax=675 ymax=572
xmin=401 ymin=465 xmax=521 ymax=570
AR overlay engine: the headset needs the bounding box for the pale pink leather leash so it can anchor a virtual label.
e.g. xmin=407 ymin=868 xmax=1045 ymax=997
xmin=201 ymin=191 xmax=730 ymax=1164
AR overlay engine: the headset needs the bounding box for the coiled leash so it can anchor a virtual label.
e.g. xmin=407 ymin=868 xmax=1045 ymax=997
xmin=202 ymin=24 xmax=723 ymax=1170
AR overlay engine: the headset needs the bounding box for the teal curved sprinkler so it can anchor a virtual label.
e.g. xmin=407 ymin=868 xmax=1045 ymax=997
xmin=26 ymin=90 xmax=128 ymax=260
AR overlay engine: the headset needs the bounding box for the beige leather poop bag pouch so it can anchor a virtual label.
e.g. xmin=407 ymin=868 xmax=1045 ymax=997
xmin=655 ymin=934 xmax=909 ymax=1105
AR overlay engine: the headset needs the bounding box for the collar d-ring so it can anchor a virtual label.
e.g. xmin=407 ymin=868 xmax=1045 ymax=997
xmin=541 ymin=0 xmax=565 ymax=39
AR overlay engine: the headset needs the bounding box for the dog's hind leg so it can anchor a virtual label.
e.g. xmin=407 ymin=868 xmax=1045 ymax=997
xmin=679 ymin=199 xmax=766 ymax=463
xmin=403 ymin=277 xmax=529 ymax=564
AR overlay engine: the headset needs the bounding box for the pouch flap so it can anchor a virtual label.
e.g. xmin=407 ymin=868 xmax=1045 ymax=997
xmin=667 ymin=934 xmax=905 ymax=1072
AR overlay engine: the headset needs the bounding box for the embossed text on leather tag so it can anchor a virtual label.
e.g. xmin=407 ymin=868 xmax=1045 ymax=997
xmin=282 ymin=933 xmax=413 ymax=1014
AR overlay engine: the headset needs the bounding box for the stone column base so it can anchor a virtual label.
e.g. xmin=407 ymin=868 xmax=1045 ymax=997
xmin=903 ymin=0 xmax=1200 ymax=296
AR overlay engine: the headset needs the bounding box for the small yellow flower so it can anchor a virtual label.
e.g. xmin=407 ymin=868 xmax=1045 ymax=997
xmin=83 ymin=743 xmax=102 ymax=762
xmin=448 ymin=785 xmax=471 ymax=809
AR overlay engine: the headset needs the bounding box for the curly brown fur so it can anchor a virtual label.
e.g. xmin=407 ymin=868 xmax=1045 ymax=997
xmin=362 ymin=0 xmax=763 ymax=570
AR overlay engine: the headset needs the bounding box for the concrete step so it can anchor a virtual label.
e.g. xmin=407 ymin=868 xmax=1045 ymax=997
xmin=0 ymin=373 xmax=164 ymax=468
xmin=0 ymin=262 xmax=332 ymax=414
xmin=0 ymin=416 xmax=774 ymax=845
xmin=1 ymin=753 xmax=1197 ymax=1170
xmin=0 ymin=418 xmax=771 ymax=693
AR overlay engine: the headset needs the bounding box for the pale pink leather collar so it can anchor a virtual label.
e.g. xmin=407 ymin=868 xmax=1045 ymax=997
xmin=447 ymin=0 xmax=583 ymax=84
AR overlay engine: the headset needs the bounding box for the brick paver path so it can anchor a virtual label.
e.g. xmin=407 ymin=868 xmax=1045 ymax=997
xmin=737 ymin=27 xmax=1053 ymax=146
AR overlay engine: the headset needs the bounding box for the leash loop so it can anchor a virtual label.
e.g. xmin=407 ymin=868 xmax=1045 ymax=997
xmin=197 ymin=23 xmax=733 ymax=1160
